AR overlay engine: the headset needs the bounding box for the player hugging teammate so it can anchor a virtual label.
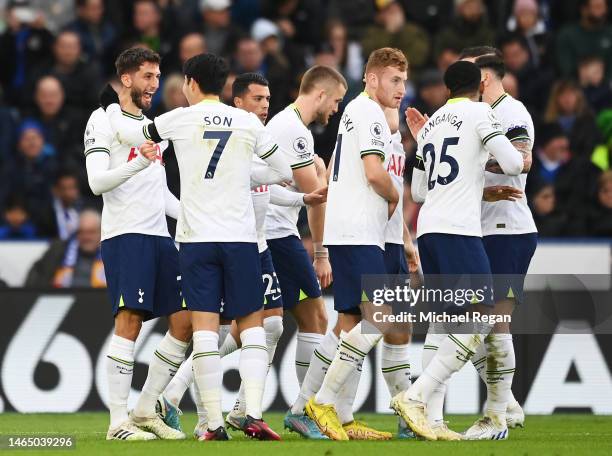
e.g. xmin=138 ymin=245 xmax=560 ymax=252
xmin=87 ymin=42 xmax=534 ymax=443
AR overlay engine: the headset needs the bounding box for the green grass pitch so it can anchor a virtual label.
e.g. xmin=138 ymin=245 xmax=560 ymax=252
xmin=1 ymin=412 xmax=611 ymax=455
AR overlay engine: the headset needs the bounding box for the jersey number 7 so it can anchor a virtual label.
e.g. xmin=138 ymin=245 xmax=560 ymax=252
xmin=422 ymin=136 xmax=459 ymax=190
xmin=203 ymin=130 xmax=232 ymax=179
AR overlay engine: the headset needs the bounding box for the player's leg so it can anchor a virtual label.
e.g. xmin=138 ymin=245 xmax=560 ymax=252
xmin=381 ymin=243 xmax=414 ymax=438
xmin=306 ymin=245 xmax=387 ymax=440
xmin=268 ymin=236 xmax=327 ymax=385
xmin=130 ymin=236 xmax=189 ymax=439
xmin=180 ymin=242 xmax=228 ymax=441
xmin=224 ymin=242 xmax=280 ymax=440
xmin=228 ymin=250 xmax=284 ymax=430
xmin=392 ymin=234 xmax=494 ymax=441
xmin=101 ymin=234 xmax=156 ymax=441
xmin=465 ymin=233 xmax=536 ymax=439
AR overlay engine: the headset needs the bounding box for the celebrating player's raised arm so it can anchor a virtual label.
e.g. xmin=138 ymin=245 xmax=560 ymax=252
xmin=84 ymin=111 xmax=155 ymax=196
xmin=477 ymin=108 xmax=523 ymax=176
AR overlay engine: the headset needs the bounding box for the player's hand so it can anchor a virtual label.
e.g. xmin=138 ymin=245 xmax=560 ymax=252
xmin=99 ymin=83 xmax=119 ymax=109
xmin=483 ymin=185 xmax=523 ymax=202
xmin=313 ymin=154 xmax=326 ymax=179
xmin=314 ymin=257 xmax=333 ymax=289
xmin=405 ymin=243 xmax=420 ymax=273
xmin=139 ymin=140 xmax=157 ymax=162
xmin=304 ymin=186 xmax=327 ymax=206
xmin=405 ymin=107 xmax=428 ymax=138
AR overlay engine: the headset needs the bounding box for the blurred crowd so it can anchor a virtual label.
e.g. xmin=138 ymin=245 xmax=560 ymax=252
xmin=0 ymin=0 xmax=611 ymax=260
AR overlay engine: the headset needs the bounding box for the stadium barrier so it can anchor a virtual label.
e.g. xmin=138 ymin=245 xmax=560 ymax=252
xmin=0 ymin=290 xmax=610 ymax=414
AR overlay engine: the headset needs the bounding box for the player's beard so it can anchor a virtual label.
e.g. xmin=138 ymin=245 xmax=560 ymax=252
xmin=315 ymin=110 xmax=329 ymax=125
xmin=131 ymin=86 xmax=151 ymax=111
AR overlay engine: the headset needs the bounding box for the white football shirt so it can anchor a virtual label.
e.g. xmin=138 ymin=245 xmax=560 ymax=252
xmin=415 ymin=98 xmax=505 ymax=238
xmin=83 ymin=108 xmax=170 ymax=241
xmin=264 ymin=104 xmax=315 ymax=240
xmin=384 ymin=131 xmax=406 ymax=245
xmin=481 ymin=93 xmax=537 ymax=236
xmin=324 ymin=93 xmax=391 ymax=249
xmin=153 ymin=100 xmax=279 ymax=243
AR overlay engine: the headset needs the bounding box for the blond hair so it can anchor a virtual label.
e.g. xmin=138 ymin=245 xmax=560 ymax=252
xmin=299 ymin=65 xmax=347 ymax=95
xmin=365 ymin=47 xmax=408 ymax=74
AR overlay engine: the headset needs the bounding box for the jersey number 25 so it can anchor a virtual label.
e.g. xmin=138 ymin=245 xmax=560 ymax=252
xmin=422 ymin=136 xmax=459 ymax=190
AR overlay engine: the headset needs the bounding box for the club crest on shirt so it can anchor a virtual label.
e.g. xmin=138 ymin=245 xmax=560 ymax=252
xmin=370 ymin=122 xmax=383 ymax=138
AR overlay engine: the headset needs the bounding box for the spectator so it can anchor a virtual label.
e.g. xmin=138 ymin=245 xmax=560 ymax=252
xmin=324 ymin=20 xmax=364 ymax=87
xmin=436 ymin=45 xmax=460 ymax=72
xmin=232 ymin=36 xmax=290 ymax=115
xmin=25 ymin=209 xmax=105 ymax=288
xmin=0 ymin=104 xmax=19 ymax=165
xmin=556 ymin=0 xmax=612 ymax=79
xmin=326 ymin=0 xmax=376 ymax=39
xmin=25 ymin=76 xmax=84 ymax=166
xmin=199 ymin=0 xmax=242 ymax=57
xmin=578 ymin=56 xmax=612 ymax=113
xmin=401 ymin=0 xmax=455 ymax=32
xmin=0 ymin=194 xmax=38 ymax=240
xmin=221 ymin=71 xmax=237 ymax=104
xmin=264 ymin=0 xmax=325 ymax=48
xmin=592 ymin=108 xmax=612 ymax=172
xmin=530 ymin=182 xmax=568 ymax=237
xmin=1 ymin=120 xmax=57 ymax=211
xmin=527 ymin=124 xmax=599 ymax=232
xmin=543 ymin=79 xmax=601 ymax=157
xmin=411 ymin=69 xmax=448 ymax=117
xmin=506 ymin=0 xmax=550 ymax=67
xmin=361 ymin=1 xmax=430 ymax=72
xmin=0 ymin=0 xmax=53 ymax=103
xmin=36 ymin=170 xmax=82 ymax=240
xmin=65 ymin=0 xmax=117 ymax=76
xmin=434 ymin=0 xmax=495 ymax=62
xmin=29 ymin=0 xmax=75 ymax=33
xmin=127 ymin=0 xmax=174 ymax=59
xmin=585 ymin=171 xmax=612 ymax=236
xmin=500 ymin=33 xmax=554 ymax=112
xmin=29 ymin=30 xmax=102 ymax=110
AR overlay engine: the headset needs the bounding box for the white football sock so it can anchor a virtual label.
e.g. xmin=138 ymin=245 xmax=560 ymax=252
xmin=220 ymin=333 xmax=239 ymax=358
xmin=381 ymin=342 xmax=411 ymax=396
xmin=291 ymin=330 xmax=339 ymax=415
xmin=336 ymin=331 xmax=362 ymax=424
xmin=406 ymin=324 xmax=492 ymax=404
xmin=163 ymin=353 xmax=193 ymax=408
xmin=315 ymin=322 xmax=381 ymax=405
xmin=295 ymin=332 xmax=323 ymax=386
xmin=484 ymin=333 xmax=515 ymax=427
xmin=192 ymin=330 xmax=223 ymax=430
xmin=239 ymin=326 xmax=268 ymax=419
xmin=219 ymin=324 xmax=232 ymax=348
xmin=106 ymin=335 xmax=135 ymax=429
xmin=422 ymin=328 xmax=448 ymax=425
xmin=233 ymin=316 xmax=284 ymax=414
xmin=133 ymin=332 xmax=188 ymax=418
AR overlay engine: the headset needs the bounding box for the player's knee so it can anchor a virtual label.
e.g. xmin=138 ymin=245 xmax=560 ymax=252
xmin=383 ymin=330 xmax=411 ymax=345
xmin=167 ymin=310 xmax=193 ymax=343
xmin=263 ymin=315 xmax=284 ymax=344
xmin=114 ymin=310 xmax=143 ymax=341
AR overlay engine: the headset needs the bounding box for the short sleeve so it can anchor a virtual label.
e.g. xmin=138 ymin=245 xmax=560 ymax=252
xmin=254 ymin=120 xmax=279 ymax=159
xmin=357 ymin=104 xmax=387 ymax=160
xmin=84 ymin=109 xmax=113 ymax=157
xmin=153 ymin=107 xmax=185 ymax=141
xmin=267 ymin=123 xmax=314 ymax=170
xmin=476 ymin=106 xmax=504 ymax=145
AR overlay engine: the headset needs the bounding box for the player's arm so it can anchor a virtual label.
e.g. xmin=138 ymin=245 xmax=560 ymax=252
xmin=478 ymin=109 xmax=523 ymax=176
xmin=293 ymin=164 xmax=332 ymax=288
xmin=254 ymin=125 xmax=292 ymax=183
xmin=250 ymin=157 xmax=292 ymax=187
xmin=363 ymin=154 xmax=400 ymax=218
xmin=485 ymin=126 xmax=532 ymax=174
xmin=403 ymin=222 xmax=419 ymax=273
xmin=163 ymin=182 xmax=180 ymax=219
xmin=269 ymin=183 xmax=327 ymax=207
xmin=84 ymin=112 xmax=154 ymax=196
xmin=410 ymin=152 xmax=428 ymax=203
